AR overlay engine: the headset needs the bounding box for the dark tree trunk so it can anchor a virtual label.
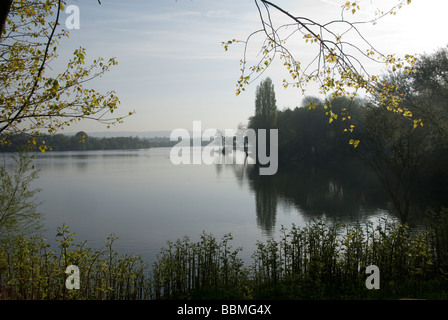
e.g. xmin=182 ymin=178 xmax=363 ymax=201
xmin=0 ymin=0 xmax=12 ymax=39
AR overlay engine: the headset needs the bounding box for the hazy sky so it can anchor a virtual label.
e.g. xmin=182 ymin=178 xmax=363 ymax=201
xmin=58 ymin=0 xmax=448 ymax=134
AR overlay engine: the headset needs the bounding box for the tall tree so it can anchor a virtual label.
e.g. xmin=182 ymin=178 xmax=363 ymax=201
xmin=249 ymin=77 xmax=277 ymax=166
xmin=402 ymin=47 xmax=448 ymax=143
xmin=360 ymin=105 xmax=430 ymax=223
xmin=358 ymin=47 xmax=448 ymax=222
xmin=250 ymin=77 xmax=277 ymax=131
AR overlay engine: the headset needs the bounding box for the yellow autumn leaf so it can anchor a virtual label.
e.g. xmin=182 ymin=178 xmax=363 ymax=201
xmin=349 ymin=139 xmax=360 ymax=148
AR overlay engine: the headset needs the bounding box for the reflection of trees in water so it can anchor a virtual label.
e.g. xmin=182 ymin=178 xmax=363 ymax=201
xmin=273 ymin=162 xmax=390 ymax=222
xmin=245 ymin=160 xmax=391 ymax=234
xmin=215 ymin=153 xmax=391 ymax=235
xmin=214 ymin=150 xmax=255 ymax=187
xmin=214 ymin=152 xmax=278 ymax=235
xmin=250 ymin=170 xmax=278 ymax=236
xmin=248 ymin=160 xmax=391 ymax=232
xmin=225 ymin=154 xmax=279 ymax=235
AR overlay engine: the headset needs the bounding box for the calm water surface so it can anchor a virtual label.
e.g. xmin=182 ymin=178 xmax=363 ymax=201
xmin=6 ymin=148 xmax=393 ymax=266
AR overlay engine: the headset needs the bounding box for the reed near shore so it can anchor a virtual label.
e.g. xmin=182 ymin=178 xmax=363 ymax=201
xmin=1 ymin=211 xmax=448 ymax=300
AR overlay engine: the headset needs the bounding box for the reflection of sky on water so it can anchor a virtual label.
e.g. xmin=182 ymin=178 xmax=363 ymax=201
xmin=2 ymin=148 xmax=393 ymax=266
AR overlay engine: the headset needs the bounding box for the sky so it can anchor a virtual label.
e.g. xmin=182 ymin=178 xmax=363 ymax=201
xmin=56 ymin=0 xmax=448 ymax=135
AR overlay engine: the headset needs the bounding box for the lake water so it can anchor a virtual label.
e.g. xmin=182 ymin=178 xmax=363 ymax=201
xmin=4 ymin=148 xmax=394 ymax=266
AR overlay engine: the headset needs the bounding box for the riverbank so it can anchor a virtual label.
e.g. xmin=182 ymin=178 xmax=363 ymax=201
xmin=1 ymin=212 xmax=447 ymax=300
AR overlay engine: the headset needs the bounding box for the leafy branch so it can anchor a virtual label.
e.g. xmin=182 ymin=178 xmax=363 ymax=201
xmin=224 ymin=0 xmax=419 ymax=145
xmin=0 ymin=0 xmax=133 ymax=150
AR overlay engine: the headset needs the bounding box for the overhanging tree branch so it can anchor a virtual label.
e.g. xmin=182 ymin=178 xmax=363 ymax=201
xmin=0 ymin=0 xmax=133 ymax=150
xmin=224 ymin=0 xmax=418 ymax=143
xmin=1 ymin=0 xmax=62 ymax=135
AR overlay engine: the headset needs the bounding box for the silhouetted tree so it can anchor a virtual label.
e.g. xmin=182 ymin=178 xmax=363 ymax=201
xmin=358 ymin=47 xmax=448 ymax=222
xmin=249 ymin=77 xmax=278 ymax=165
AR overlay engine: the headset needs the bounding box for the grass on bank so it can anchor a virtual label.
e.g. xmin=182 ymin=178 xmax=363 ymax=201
xmin=1 ymin=212 xmax=448 ymax=300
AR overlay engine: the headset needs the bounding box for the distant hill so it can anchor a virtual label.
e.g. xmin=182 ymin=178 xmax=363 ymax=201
xmin=75 ymin=131 xmax=173 ymax=139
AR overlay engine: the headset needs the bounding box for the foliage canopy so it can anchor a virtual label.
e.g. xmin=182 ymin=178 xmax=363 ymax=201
xmin=0 ymin=0 xmax=132 ymax=151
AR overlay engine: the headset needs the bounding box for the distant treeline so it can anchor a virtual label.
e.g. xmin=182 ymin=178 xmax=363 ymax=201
xmin=0 ymin=131 xmax=178 ymax=151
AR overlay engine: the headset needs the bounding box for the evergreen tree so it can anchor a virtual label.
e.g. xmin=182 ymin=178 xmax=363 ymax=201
xmin=249 ymin=77 xmax=277 ymax=131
